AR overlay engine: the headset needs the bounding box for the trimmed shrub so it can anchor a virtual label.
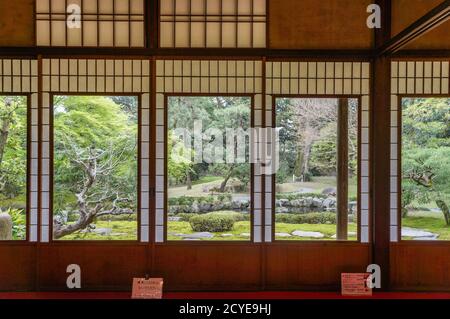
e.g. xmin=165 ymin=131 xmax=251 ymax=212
xmin=177 ymin=213 xmax=198 ymax=222
xmin=275 ymin=212 xmax=336 ymax=224
xmin=189 ymin=214 xmax=235 ymax=232
xmin=206 ymin=211 xmax=249 ymax=222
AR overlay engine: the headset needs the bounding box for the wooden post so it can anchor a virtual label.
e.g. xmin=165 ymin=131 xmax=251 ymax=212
xmin=337 ymin=98 xmax=349 ymax=240
xmin=372 ymin=0 xmax=392 ymax=290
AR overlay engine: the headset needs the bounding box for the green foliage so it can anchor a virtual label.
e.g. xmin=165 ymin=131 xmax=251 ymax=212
xmin=189 ymin=214 xmax=235 ymax=232
xmin=275 ymin=212 xmax=337 ymax=225
xmin=178 ymin=211 xmax=249 ymax=223
xmin=0 ymin=96 xmax=27 ymax=200
xmin=204 ymin=211 xmax=249 ymax=222
xmin=177 ymin=213 xmax=198 ymax=222
xmin=167 ymin=96 xmax=251 ymax=189
xmin=402 ymin=98 xmax=450 ymax=225
xmin=52 ymin=96 xmax=138 ymax=238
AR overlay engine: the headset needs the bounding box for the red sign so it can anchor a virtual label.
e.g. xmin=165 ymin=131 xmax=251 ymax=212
xmin=341 ymin=273 xmax=372 ymax=296
xmin=132 ymin=278 xmax=163 ymax=299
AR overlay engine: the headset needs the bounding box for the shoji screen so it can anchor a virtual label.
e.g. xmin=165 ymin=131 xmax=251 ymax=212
xmin=0 ymin=59 xmax=39 ymax=241
xmin=36 ymin=0 xmax=145 ymax=47
xmin=155 ymin=59 xmax=264 ymax=242
xmin=40 ymin=58 xmax=151 ymax=242
xmin=390 ymin=61 xmax=450 ymax=242
xmin=265 ymin=61 xmax=371 ymax=243
xmin=160 ymin=0 xmax=266 ymax=48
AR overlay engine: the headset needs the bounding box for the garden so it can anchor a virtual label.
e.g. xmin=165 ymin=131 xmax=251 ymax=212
xmin=401 ymin=98 xmax=450 ymax=240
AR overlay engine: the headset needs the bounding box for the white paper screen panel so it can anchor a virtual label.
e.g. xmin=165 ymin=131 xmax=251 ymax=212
xmin=0 ymin=60 xmax=39 ymax=242
xmin=36 ymin=0 xmax=145 ymax=47
xmin=265 ymin=61 xmax=371 ymax=243
xmin=40 ymin=58 xmax=151 ymax=242
xmin=160 ymin=0 xmax=266 ymax=48
xmin=389 ymin=60 xmax=450 ymax=242
xmin=155 ymin=59 xmax=263 ymax=242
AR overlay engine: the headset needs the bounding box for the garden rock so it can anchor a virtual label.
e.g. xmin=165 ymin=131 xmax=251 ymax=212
xmin=239 ymin=233 xmax=251 ymax=237
xmin=402 ymin=227 xmax=438 ymax=239
xmin=93 ymin=228 xmax=112 ymax=236
xmin=323 ymin=198 xmax=336 ymax=208
xmin=331 ymin=232 xmax=357 ymax=239
xmin=275 ymin=232 xmax=292 ymax=238
xmin=221 ymin=234 xmax=234 ymax=237
xmin=322 ymin=187 xmax=337 ymax=196
xmin=292 ymin=230 xmax=325 ymax=238
xmin=0 ymin=213 xmax=13 ymax=240
xmin=180 ymin=232 xmax=214 ymax=239
xmin=312 ymin=198 xmax=323 ymax=207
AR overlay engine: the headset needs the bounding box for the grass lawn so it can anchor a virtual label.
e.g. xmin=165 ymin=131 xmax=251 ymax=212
xmin=168 ymin=221 xmax=251 ymax=241
xmin=275 ymin=222 xmax=358 ymax=241
xmin=276 ymin=176 xmax=358 ymax=198
xmin=58 ymin=220 xmax=138 ymax=241
xmin=402 ymin=215 xmax=450 ymax=240
xmin=167 ymin=220 xmax=358 ymax=241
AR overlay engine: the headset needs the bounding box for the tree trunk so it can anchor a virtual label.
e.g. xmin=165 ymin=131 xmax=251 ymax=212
xmin=301 ymin=142 xmax=312 ymax=181
xmin=436 ymin=199 xmax=450 ymax=226
xmin=186 ymin=169 xmax=192 ymax=190
xmin=0 ymin=117 xmax=11 ymax=166
xmin=219 ymin=165 xmax=235 ymax=192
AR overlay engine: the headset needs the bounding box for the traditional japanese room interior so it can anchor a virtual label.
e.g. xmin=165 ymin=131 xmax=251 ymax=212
xmin=0 ymin=0 xmax=450 ymax=298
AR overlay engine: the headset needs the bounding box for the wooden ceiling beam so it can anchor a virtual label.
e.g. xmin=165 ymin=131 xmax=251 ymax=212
xmin=378 ymin=0 xmax=450 ymax=55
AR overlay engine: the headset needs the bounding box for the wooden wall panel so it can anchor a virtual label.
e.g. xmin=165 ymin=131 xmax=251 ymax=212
xmin=0 ymin=245 xmax=36 ymax=291
xmin=154 ymin=245 xmax=262 ymax=290
xmin=392 ymin=0 xmax=450 ymax=50
xmin=38 ymin=245 xmax=148 ymax=290
xmin=265 ymin=244 xmax=371 ymax=290
xmin=0 ymin=0 xmax=34 ymax=46
xmin=391 ymin=243 xmax=450 ymax=291
xmin=268 ymin=0 xmax=374 ymax=49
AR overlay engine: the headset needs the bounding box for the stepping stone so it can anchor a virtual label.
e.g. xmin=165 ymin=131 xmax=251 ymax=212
xmin=402 ymin=227 xmax=438 ymax=239
xmin=331 ymin=232 xmax=357 ymax=239
xmin=275 ymin=232 xmax=292 ymax=237
xmin=93 ymin=228 xmax=112 ymax=236
xmin=221 ymin=234 xmax=234 ymax=237
xmin=291 ymin=230 xmax=325 ymax=238
xmin=239 ymin=233 xmax=251 ymax=237
xmin=180 ymin=232 xmax=214 ymax=239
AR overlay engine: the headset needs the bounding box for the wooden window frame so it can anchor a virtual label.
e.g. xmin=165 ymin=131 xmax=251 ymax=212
xmin=397 ymin=94 xmax=450 ymax=244
xmin=0 ymin=93 xmax=31 ymax=243
xmin=48 ymin=92 xmax=142 ymax=244
xmin=271 ymin=94 xmax=363 ymax=243
xmin=163 ymin=93 xmax=256 ymax=244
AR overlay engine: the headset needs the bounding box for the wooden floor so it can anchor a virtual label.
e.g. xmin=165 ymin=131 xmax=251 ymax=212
xmin=1 ymin=292 xmax=450 ymax=299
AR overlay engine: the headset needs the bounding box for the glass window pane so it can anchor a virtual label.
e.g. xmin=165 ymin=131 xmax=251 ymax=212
xmin=167 ymin=96 xmax=251 ymax=241
xmin=401 ymin=98 xmax=450 ymax=241
xmin=0 ymin=96 xmax=27 ymax=241
xmin=53 ymin=96 xmax=138 ymax=240
xmin=275 ymin=98 xmax=359 ymax=241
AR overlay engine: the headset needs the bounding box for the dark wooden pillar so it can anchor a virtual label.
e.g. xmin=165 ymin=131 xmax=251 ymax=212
xmin=337 ymin=98 xmax=348 ymax=240
xmin=372 ymin=0 xmax=392 ymax=290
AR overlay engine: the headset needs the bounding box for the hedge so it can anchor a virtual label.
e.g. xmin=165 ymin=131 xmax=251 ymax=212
xmin=275 ymin=212 xmax=336 ymax=224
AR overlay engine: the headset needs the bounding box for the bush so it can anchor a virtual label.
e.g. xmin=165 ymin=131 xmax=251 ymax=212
xmin=275 ymin=212 xmax=336 ymax=224
xmin=177 ymin=213 xmax=198 ymax=222
xmin=206 ymin=211 xmax=249 ymax=222
xmin=189 ymin=214 xmax=235 ymax=232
